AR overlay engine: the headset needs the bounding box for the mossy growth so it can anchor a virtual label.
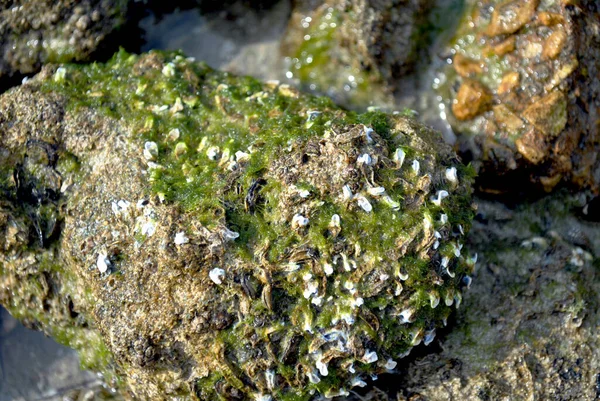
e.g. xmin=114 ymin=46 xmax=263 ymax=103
xmin=29 ymin=50 xmax=475 ymax=400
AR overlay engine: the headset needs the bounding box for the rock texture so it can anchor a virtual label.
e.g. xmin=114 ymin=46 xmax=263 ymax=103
xmin=441 ymin=0 xmax=600 ymax=194
xmin=0 ymin=51 xmax=474 ymax=400
xmin=281 ymin=0 xmax=427 ymax=108
xmin=350 ymin=192 xmax=600 ymax=400
xmin=0 ymin=0 xmax=128 ymax=91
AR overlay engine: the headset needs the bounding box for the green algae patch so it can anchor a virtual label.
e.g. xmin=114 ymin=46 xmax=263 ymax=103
xmin=2 ymin=50 xmax=475 ymax=400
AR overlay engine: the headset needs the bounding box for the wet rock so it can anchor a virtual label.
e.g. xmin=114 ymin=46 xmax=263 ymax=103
xmin=350 ymin=192 xmax=600 ymax=400
xmin=281 ymin=0 xmax=428 ymax=108
xmin=398 ymin=193 xmax=600 ymax=400
xmin=0 ymin=51 xmax=474 ymax=400
xmin=0 ymin=0 xmax=129 ymax=91
xmin=441 ymin=0 xmax=600 ymax=194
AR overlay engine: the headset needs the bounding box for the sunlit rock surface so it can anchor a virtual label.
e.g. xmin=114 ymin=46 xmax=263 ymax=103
xmin=0 ymin=51 xmax=474 ymax=400
xmin=439 ymin=0 xmax=600 ymax=194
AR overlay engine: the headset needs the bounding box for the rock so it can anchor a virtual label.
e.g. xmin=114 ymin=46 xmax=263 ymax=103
xmin=350 ymin=192 xmax=600 ymax=400
xmin=399 ymin=193 xmax=600 ymax=400
xmin=0 ymin=0 xmax=129 ymax=91
xmin=0 ymin=51 xmax=474 ymax=400
xmin=441 ymin=0 xmax=600 ymax=194
xmin=281 ymin=0 xmax=427 ymax=108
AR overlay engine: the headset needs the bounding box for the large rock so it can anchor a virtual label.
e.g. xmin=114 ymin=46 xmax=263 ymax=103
xmin=0 ymin=0 xmax=129 ymax=90
xmin=441 ymin=0 xmax=600 ymax=194
xmin=281 ymin=0 xmax=427 ymax=108
xmin=0 ymin=51 xmax=474 ymax=400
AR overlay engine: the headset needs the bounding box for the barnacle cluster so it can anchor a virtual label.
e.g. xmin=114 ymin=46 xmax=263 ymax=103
xmin=1 ymin=51 xmax=474 ymax=400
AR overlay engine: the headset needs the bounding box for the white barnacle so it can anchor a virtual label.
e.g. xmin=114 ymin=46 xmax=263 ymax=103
xmin=351 ymin=297 xmax=364 ymax=308
xmin=424 ymin=329 xmax=436 ymax=346
xmin=356 ymin=195 xmax=373 ymax=212
xmin=323 ymin=262 xmax=334 ymax=276
xmin=206 ymin=146 xmax=220 ymax=160
xmin=227 ymin=161 xmax=238 ymax=171
xmin=174 ymin=231 xmax=189 ymax=245
xmin=307 ymin=370 xmax=321 ymax=384
xmin=444 ymin=290 xmax=454 ymax=306
xmin=141 ymin=220 xmax=156 ymax=237
xmin=399 ymin=308 xmax=414 ymax=324
xmin=342 ymin=185 xmax=353 ymax=200
xmin=398 ymin=268 xmax=409 ymax=281
xmin=357 ymin=153 xmax=372 ymax=166
xmin=222 ymin=227 xmax=240 ymax=241
xmin=440 ymin=214 xmax=448 ymax=224
xmin=381 ymin=195 xmax=400 ymax=210
xmin=311 ymin=296 xmax=323 ymax=306
xmin=431 ymin=190 xmax=449 ymax=206
xmin=306 ymin=110 xmax=322 ymax=121
xmin=254 ymin=394 xmax=272 ymax=401
xmin=235 ymin=150 xmax=250 ymax=162
xmin=393 ymin=148 xmax=406 ymax=168
xmin=303 ymin=281 xmax=318 ymax=299
xmin=96 ymin=251 xmax=110 ymax=273
xmin=265 ymin=370 xmax=276 ymax=390
xmin=330 ymin=214 xmax=341 ymax=228
xmin=445 ymin=167 xmax=458 ymax=185
xmin=292 ymin=214 xmax=309 ymax=228
xmin=394 ymin=282 xmax=403 ymax=296
xmin=411 ymin=159 xmax=420 ymax=175
xmin=162 ymin=62 xmax=175 ymax=77
xmin=167 ymin=128 xmax=180 ymax=141
xmin=111 ymin=200 xmax=131 ymax=216
xmin=363 ymin=126 xmax=374 ymax=143
xmin=433 ymin=231 xmax=442 ymax=250
xmin=363 ymin=350 xmax=378 ymax=364
xmin=174 ymin=142 xmax=188 ymax=158
xmin=298 ymin=189 xmax=311 ymax=198
xmin=54 ymin=67 xmax=67 ymax=82
xmin=385 ymin=359 xmax=397 ymax=371
xmin=410 ymin=329 xmax=423 ymax=346
xmin=350 ymin=377 xmax=367 ymax=388
xmin=209 ymin=268 xmax=226 ymax=285
xmin=453 ymin=242 xmax=463 ymax=257
xmin=316 ymin=360 xmax=329 ymax=376
xmin=367 ymin=186 xmax=385 ymax=196
xmin=341 ymin=253 xmax=352 ymax=272
xmin=143 ymin=141 xmax=159 ymax=161
xmin=429 ymin=291 xmax=440 ymax=308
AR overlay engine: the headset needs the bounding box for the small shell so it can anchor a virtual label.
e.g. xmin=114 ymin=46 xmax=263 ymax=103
xmin=143 ymin=141 xmax=159 ymax=161
xmin=363 ymin=350 xmax=378 ymax=364
xmin=411 ymin=160 xmax=420 ymax=175
xmin=209 ymin=268 xmax=226 ymax=285
xmin=356 ymin=195 xmax=373 ymax=212
xmin=174 ymin=232 xmax=189 ymax=245
xmin=96 ymin=252 xmax=110 ymax=273
xmin=393 ymin=148 xmax=406 ymax=168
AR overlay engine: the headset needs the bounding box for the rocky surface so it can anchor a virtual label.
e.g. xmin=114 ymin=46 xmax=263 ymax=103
xmin=348 ymin=192 xmax=600 ymax=400
xmin=0 ymin=51 xmax=474 ymax=400
xmin=281 ymin=0 xmax=428 ymax=108
xmin=0 ymin=0 xmax=129 ymax=91
xmin=440 ymin=0 xmax=600 ymax=194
